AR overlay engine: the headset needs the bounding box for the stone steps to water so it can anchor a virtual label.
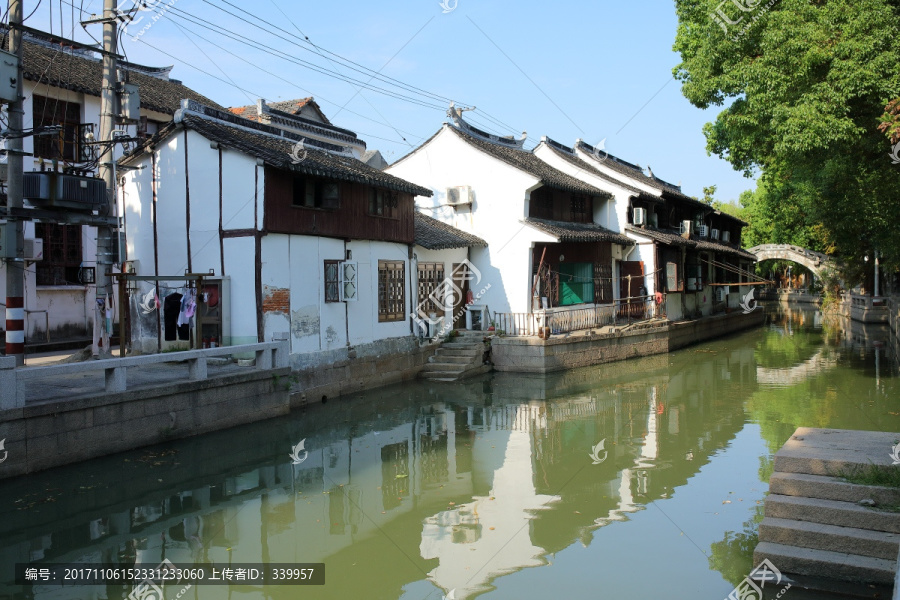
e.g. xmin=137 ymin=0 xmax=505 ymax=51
xmin=754 ymin=541 xmax=896 ymax=585
xmin=432 ymin=354 xmax=475 ymax=364
xmin=759 ymin=517 xmax=900 ymax=561
xmin=422 ymin=362 xmax=470 ymax=374
xmin=436 ymin=347 xmax=481 ymax=357
xmin=770 ymin=472 xmax=900 ymax=506
xmin=765 ymin=494 xmax=900 ymax=534
xmin=420 ymin=332 xmax=489 ymax=382
xmin=754 ymin=428 xmax=900 ymax=593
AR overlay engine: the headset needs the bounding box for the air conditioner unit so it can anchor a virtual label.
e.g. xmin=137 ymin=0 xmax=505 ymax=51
xmin=23 ymin=172 xmax=107 ymax=212
xmin=680 ymin=220 xmax=693 ymax=236
xmin=698 ymin=225 xmax=709 ymax=238
xmin=445 ymin=185 xmax=473 ymax=206
xmin=711 ymin=228 xmax=720 ymax=241
xmin=24 ymin=238 xmax=43 ymax=261
xmin=632 ymin=207 xmax=646 ymax=226
xmin=722 ymin=231 xmax=731 ymax=243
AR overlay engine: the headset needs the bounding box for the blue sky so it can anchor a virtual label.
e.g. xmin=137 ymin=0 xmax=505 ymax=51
xmin=27 ymin=0 xmax=757 ymax=203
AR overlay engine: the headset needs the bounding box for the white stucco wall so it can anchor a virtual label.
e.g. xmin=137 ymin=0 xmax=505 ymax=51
xmin=388 ymin=126 xmax=566 ymax=314
xmin=123 ymin=130 xmax=261 ymax=351
xmin=261 ymin=235 xmax=413 ymax=353
xmin=533 ymin=143 xmax=636 ymax=234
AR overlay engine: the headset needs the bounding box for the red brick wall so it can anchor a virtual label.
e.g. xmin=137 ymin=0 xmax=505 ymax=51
xmin=263 ymin=286 xmax=290 ymax=315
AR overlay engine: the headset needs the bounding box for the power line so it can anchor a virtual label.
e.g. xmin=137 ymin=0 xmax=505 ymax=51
xmin=163 ymin=2 xmax=446 ymax=110
xmin=203 ymin=0 xmax=455 ymax=106
xmin=199 ymin=0 xmax=531 ymax=143
xmin=58 ymin=0 xmax=536 ymax=146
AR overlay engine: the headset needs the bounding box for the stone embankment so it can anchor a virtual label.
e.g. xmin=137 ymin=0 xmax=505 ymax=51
xmin=755 ymin=428 xmax=900 ymax=595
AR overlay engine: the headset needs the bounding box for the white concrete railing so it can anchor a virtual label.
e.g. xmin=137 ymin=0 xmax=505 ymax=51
xmin=0 ymin=340 xmax=291 ymax=410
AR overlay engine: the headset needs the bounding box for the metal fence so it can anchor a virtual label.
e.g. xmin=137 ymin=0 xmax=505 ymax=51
xmin=492 ymin=311 xmax=542 ymax=337
xmin=494 ymin=295 xmax=665 ymax=337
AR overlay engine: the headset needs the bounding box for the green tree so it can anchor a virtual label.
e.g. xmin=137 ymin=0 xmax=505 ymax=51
xmin=673 ymin=0 xmax=900 ymax=272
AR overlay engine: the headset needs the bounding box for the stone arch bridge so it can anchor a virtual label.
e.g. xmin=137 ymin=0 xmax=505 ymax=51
xmin=747 ymin=244 xmax=836 ymax=278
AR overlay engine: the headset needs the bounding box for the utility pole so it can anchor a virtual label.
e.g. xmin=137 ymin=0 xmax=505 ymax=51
xmin=5 ymin=0 xmax=25 ymax=365
xmin=94 ymin=0 xmax=118 ymax=357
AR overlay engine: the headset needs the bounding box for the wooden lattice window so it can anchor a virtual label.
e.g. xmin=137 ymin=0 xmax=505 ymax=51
xmin=378 ymin=260 xmax=405 ymax=322
xmin=594 ymin=263 xmax=613 ymax=304
xmin=570 ymin=195 xmax=591 ymax=223
xmin=292 ymin=177 xmax=340 ymax=209
xmin=324 ymin=260 xmax=340 ymax=302
xmin=36 ymin=223 xmax=82 ymax=286
xmin=369 ymin=188 xmax=399 ymax=218
xmin=32 ymin=95 xmax=82 ymax=161
xmin=417 ymin=262 xmax=445 ymax=316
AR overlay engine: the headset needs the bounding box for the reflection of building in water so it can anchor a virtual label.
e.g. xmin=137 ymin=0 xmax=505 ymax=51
xmin=756 ymin=348 xmax=838 ymax=387
xmin=420 ymin=403 xmax=558 ymax=599
xmin=1 ymin=342 xmax=760 ymax=599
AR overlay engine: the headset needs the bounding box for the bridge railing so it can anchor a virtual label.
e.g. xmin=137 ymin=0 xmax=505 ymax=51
xmin=0 ymin=340 xmax=291 ymax=410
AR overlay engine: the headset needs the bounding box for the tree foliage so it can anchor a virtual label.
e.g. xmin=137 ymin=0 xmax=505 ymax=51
xmin=673 ymin=0 xmax=900 ymax=272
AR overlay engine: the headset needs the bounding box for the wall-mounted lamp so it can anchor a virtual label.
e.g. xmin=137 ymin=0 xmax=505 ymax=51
xmin=559 ymin=254 xmax=565 ymax=262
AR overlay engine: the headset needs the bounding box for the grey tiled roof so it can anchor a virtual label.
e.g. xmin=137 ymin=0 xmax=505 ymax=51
xmin=451 ymin=128 xmax=610 ymax=197
xmin=524 ymin=218 xmax=633 ymax=245
xmin=694 ymin=239 xmax=757 ymax=260
xmin=626 ymin=226 xmax=756 ymax=260
xmin=123 ymin=103 xmax=432 ymax=197
xmin=575 ymin=140 xmax=685 ymax=195
xmin=11 ymin=31 xmax=225 ymax=115
xmin=415 ymin=212 xmax=487 ymax=250
xmin=626 ymin=226 xmax=694 ymax=247
xmin=230 ymin=98 xmax=332 ymax=125
xmin=538 ymin=139 xmax=644 ymax=195
xmin=229 ymin=100 xmax=359 ymax=141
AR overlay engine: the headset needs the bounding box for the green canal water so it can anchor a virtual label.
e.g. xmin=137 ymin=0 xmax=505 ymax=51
xmin=1 ymin=306 xmax=899 ymax=599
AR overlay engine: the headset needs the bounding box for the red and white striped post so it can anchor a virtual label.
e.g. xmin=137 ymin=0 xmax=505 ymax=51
xmin=5 ymin=0 xmax=25 ymax=366
xmin=5 ymin=295 xmax=24 ymax=359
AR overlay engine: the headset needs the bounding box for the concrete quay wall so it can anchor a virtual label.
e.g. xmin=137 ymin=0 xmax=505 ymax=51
xmin=493 ymin=310 xmax=765 ymax=374
xmin=0 ymin=368 xmax=290 ymax=480
xmin=289 ymin=336 xmax=439 ymax=408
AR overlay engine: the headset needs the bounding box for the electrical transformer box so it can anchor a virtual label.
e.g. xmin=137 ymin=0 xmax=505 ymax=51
xmin=120 ymin=83 xmax=141 ymax=122
xmin=0 ymin=49 xmax=19 ymax=104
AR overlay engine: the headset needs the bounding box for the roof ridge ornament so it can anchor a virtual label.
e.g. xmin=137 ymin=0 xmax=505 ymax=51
xmin=447 ymin=101 xmax=527 ymax=150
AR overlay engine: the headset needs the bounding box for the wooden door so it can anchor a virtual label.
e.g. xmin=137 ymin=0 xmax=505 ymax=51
xmin=452 ymin=262 xmax=471 ymax=330
xmin=619 ymin=261 xmax=645 ymax=299
xmin=619 ymin=261 xmax=645 ymax=319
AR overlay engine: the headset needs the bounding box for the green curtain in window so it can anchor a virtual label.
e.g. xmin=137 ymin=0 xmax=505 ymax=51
xmin=559 ymin=262 xmax=594 ymax=306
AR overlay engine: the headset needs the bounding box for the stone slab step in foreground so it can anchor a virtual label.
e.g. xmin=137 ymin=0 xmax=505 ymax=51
xmin=759 ymin=517 xmax=900 ymax=561
xmin=753 ymin=541 xmax=896 ymax=585
xmin=769 ymin=471 xmax=900 ymax=506
xmin=765 ymin=494 xmax=900 ymax=534
xmin=773 ymin=428 xmax=900 ymax=476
